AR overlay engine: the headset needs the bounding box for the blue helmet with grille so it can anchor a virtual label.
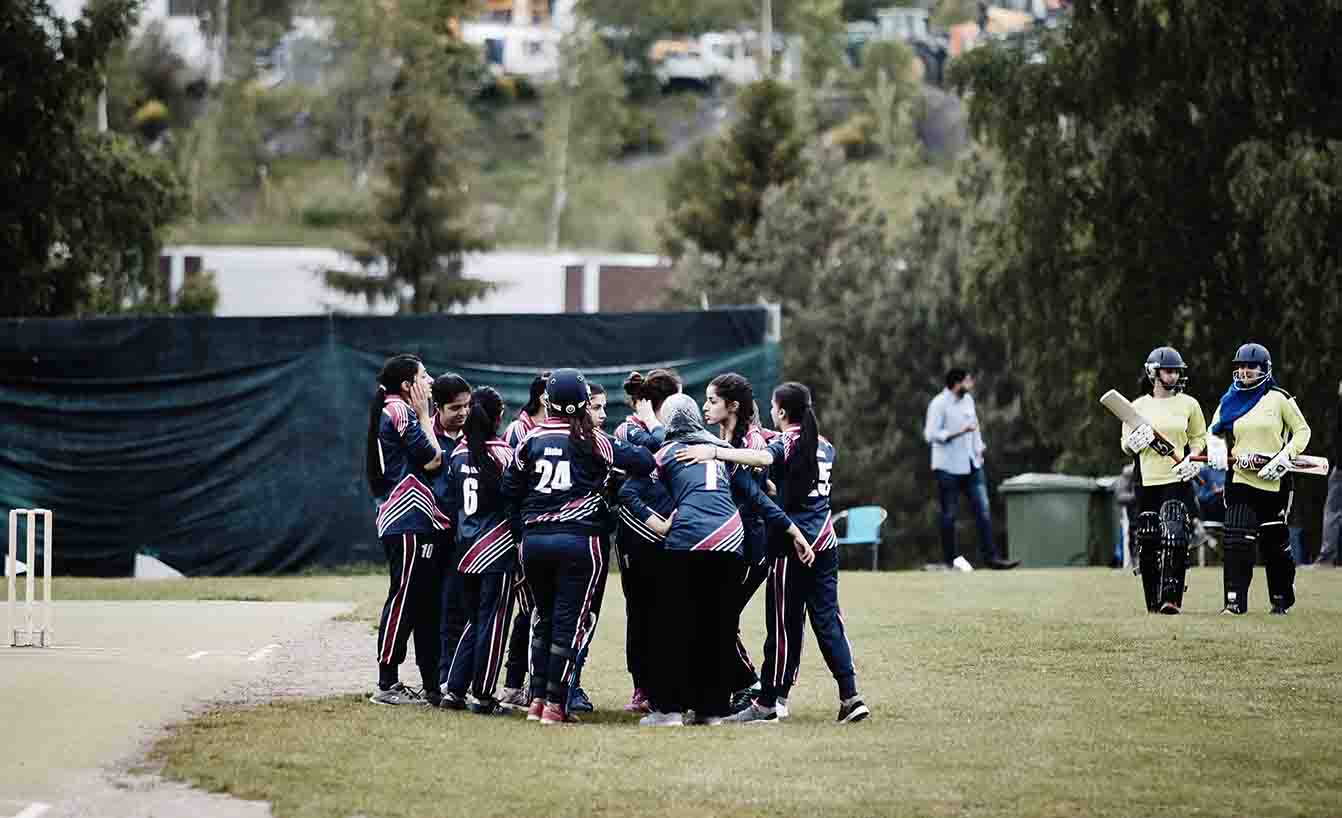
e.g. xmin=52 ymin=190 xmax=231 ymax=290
xmin=544 ymin=368 xmax=590 ymax=416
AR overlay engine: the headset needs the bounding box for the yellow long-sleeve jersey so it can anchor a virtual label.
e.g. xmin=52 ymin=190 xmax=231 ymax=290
xmin=1120 ymin=393 xmax=1208 ymax=486
xmin=1210 ymin=388 xmax=1311 ymax=493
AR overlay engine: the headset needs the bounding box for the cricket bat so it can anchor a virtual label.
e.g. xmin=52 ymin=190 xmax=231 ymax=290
xmin=1099 ymin=389 xmax=1181 ymax=464
xmin=1099 ymin=389 xmax=1331 ymax=476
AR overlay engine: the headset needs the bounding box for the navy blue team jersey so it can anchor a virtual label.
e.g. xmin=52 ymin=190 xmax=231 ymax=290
xmin=655 ymin=440 xmax=793 ymax=554
xmin=616 ymin=473 xmax=676 ymax=549
xmin=503 ymin=409 xmax=540 ymax=449
xmin=615 ymin=416 xmax=667 ymax=452
xmin=440 ymin=438 xmax=518 ymax=574
xmin=375 ymin=395 xmax=451 ymax=538
xmin=766 ymin=429 xmax=837 ymax=551
xmin=504 ymin=420 xmax=655 ymax=533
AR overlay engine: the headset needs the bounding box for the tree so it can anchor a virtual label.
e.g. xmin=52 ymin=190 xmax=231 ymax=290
xmin=324 ymin=67 xmax=493 ymax=313
xmin=702 ymin=151 xmax=1046 ymax=563
xmin=545 ymin=28 xmax=630 ymax=249
xmin=2 ymin=0 xmax=186 ymax=317
xmin=951 ymin=1 xmax=1342 ymax=484
xmin=661 ymin=78 xmax=807 ymax=272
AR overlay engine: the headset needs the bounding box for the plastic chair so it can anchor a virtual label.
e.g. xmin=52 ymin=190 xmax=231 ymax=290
xmin=834 ymin=505 xmax=888 ymax=571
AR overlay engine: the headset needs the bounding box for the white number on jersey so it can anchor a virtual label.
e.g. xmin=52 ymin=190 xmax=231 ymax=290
xmin=810 ymin=461 xmax=833 ymax=498
xmin=535 ymin=459 xmax=573 ymax=494
xmin=462 ymin=477 xmax=479 ymax=515
xmin=704 ymin=460 xmax=726 ymax=491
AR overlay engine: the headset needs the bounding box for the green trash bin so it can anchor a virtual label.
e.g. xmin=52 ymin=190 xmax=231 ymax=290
xmin=999 ymin=473 xmax=1101 ymax=567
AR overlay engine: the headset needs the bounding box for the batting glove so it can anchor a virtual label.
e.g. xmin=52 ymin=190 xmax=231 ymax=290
xmin=1257 ymin=450 xmax=1292 ymax=482
xmin=1206 ymin=437 xmax=1229 ymax=471
xmin=1125 ymin=424 xmax=1155 ymax=454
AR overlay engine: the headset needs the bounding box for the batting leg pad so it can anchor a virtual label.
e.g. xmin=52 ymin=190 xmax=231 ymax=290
xmin=1222 ymin=504 xmax=1258 ymax=614
xmin=1156 ymin=500 xmax=1191 ymax=611
xmin=1135 ymin=511 xmax=1161 ymax=612
xmin=1259 ymin=521 xmax=1295 ymax=611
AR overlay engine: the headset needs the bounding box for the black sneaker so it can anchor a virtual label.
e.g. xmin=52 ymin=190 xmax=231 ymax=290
xmin=988 ymin=558 xmax=1021 ymax=570
xmin=837 ymin=698 xmax=870 ymax=723
xmin=1158 ymin=602 xmax=1181 ymax=615
xmin=730 ymin=685 xmax=761 ymax=714
xmin=423 ymin=689 xmax=443 ymax=708
xmin=439 ymin=690 xmax=467 ymax=710
xmin=1220 ymin=605 xmax=1247 ymax=616
xmin=568 ymin=686 xmax=594 ymax=713
xmin=1269 ymin=605 xmax=1289 ymax=616
xmin=467 ymin=695 xmax=506 ymax=715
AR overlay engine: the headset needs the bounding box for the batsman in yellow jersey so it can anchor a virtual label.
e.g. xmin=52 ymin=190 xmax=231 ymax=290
xmin=1120 ymin=347 xmax=1207 ymax=614
xmin=1205 ymin=343 xmax=1311 ymax=615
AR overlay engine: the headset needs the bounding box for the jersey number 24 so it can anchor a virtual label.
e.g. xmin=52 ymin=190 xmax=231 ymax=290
xmin=535 ymin=459 xmax=573 ymax=494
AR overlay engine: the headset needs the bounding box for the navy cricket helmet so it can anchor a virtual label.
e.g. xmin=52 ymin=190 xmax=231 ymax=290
xmin=1145 ymin=346 xmax=1188 ymax=391
xmin=545 ymin=368 xmax=590 ymax=416
xmin=1232 ymin=343 xmax=1271 ymax=389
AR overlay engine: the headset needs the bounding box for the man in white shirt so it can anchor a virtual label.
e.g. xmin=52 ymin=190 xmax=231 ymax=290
xmin=924 ymin=368 xmax=1019 ymax=571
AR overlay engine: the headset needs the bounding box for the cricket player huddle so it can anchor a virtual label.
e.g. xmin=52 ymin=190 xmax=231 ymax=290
xmin=1102 ymin=342 xmax=1326 ymax=618
xmin=365 ymin=356 xmax=868 ymax=726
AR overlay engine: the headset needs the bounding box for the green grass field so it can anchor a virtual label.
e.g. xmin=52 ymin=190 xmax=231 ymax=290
xmin=60 ymin=567 xmax=1342 ymax=818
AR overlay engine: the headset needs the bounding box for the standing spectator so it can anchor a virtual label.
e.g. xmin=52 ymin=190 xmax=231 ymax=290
xmin=923 ymin=368 xmax=1019 ymax=571
xmin=1310 ymin=380 xmax=1342 ymax=567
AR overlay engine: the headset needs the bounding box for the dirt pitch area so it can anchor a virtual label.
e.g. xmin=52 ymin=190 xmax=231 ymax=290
xmin=1 ymin=600 xmax=365 ymax=818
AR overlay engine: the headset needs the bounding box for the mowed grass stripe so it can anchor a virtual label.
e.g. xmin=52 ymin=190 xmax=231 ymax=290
xmin=62 ymin=568 xmax=1342 ymax=817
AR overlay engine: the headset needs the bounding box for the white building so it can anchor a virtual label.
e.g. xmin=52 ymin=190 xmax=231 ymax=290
xmin=49 ymin=0 xmax=216 ymax=77
xmin=160 ymin=247 xmax=674 ymax=316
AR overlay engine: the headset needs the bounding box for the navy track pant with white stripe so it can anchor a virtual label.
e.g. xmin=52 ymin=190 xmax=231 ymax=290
xmin=376 ymin=533 xmax=443 ymax=692
xmin=522 ymin=530 xmax=604 ymax=707
xmin=444 ymin=570 xmax=515 ymax=700
xmin=759 ymin=547 xmax=858 ymax=706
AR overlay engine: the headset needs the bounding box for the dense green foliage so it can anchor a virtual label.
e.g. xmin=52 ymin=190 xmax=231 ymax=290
xmin=661 ymin=79 xmax=808 ymax=265
xmin=951 ymin=1 xmax=1342 ymax=477
xmin=2 ymin=0 xmax=187 ymax=316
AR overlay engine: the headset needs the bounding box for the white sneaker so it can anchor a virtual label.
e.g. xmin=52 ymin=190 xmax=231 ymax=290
xmin=639 ymin=711 xmax=684 ymax=727
xmin=724 ymin=702 xmax=778 ymax=724
xmin=776 ymin=698 xmax=790 ymax=720
xmin=952 ymin=556 xmax=975 ymax=572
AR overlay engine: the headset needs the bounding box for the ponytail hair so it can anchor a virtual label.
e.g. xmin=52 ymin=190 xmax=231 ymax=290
xmin=622 ymin=368 xmax=681 ymax=412
xmin=465 ymin=387 xmax=506 ymax=483
xmin=565 ymin=406 xmax=598 ymax=459
xmin=522 ymin=370 xmax=551 ymax=418
xmin=710 ymin=372 xmax=755 ymax=449
xmin=366 ymin=353 xmax=423 ymax=495
xmin=773 ymin=381 xmax=820 ymax=511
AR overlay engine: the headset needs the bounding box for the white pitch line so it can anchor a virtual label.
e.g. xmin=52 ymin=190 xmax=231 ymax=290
xmin=246 ymin=643 xmax=282 ymax=662
xmin=186 ymin=650 xmax=210 ymax=660
xmin=14 ymin=802 xmax=52 ymax=818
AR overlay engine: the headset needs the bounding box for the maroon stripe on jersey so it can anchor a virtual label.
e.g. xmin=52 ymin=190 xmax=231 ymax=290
xmin=691 ymin=512 xmax=744 ymax=552
xmin=812 ymin=511 xmax=837 ymax=551
xmin=383 ymin=395 xmax=412 ymax=435
xmin=457 ymin=520 xmax=514 ymax=573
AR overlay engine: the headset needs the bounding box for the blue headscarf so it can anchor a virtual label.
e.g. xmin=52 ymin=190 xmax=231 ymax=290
xmin=1211 ymin=376 xmax=1276 ymax=436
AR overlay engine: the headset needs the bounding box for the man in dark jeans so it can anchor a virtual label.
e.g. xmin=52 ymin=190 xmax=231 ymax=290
xmin=924 ymin=368 xmax=1020 ymax=571
xmin=1310 ymin=381 xmax=1342 ymax=567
